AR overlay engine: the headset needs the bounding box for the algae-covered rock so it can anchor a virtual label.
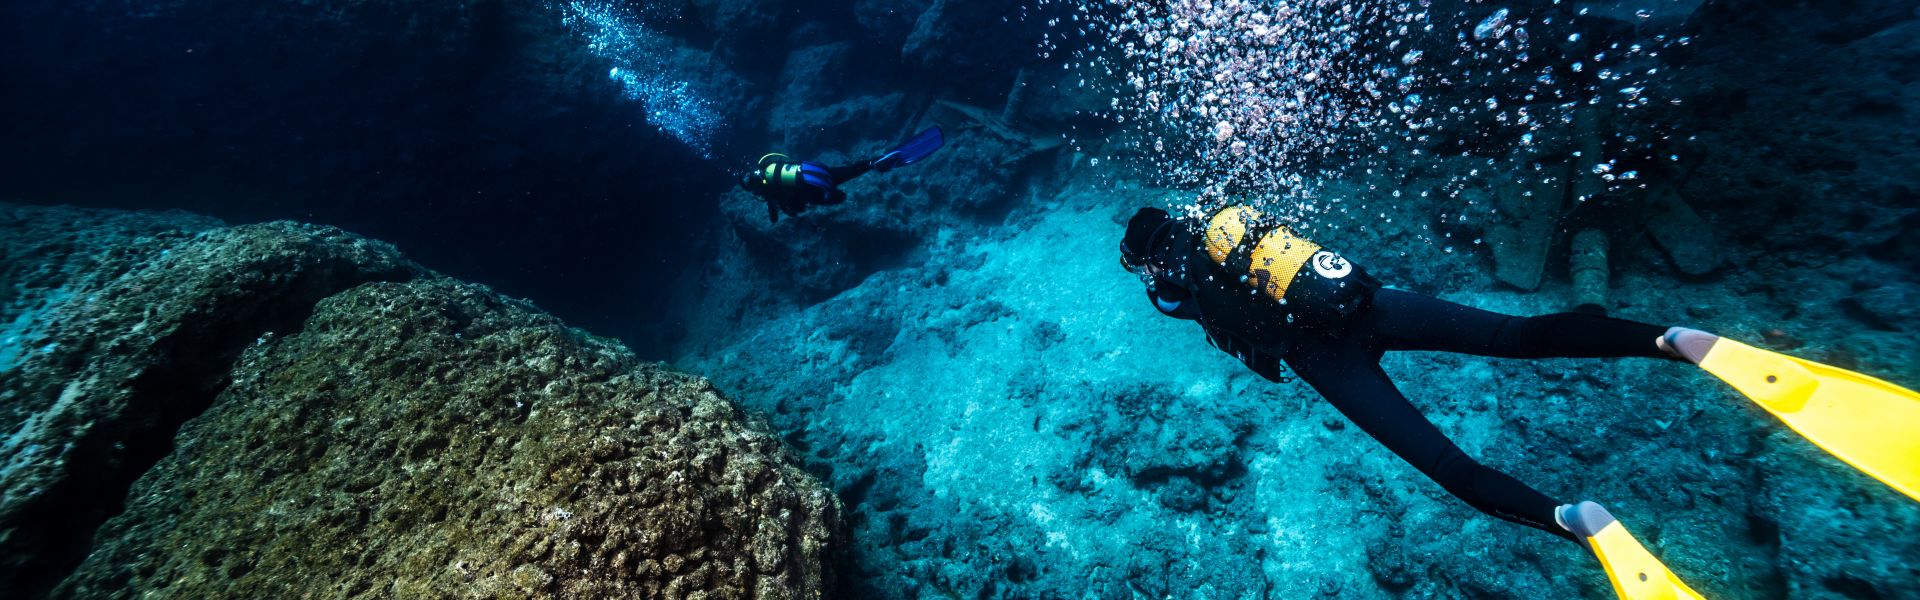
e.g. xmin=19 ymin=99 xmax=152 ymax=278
xmin=1 ymin=207 xmax=421 ymax=592
xmin=57 ymin=279 xmax=837 ymax=599
xmin=0 ymin=204 xmax=223 ymax=372
xmin=0 ymin=203 xmax=838 ymax=598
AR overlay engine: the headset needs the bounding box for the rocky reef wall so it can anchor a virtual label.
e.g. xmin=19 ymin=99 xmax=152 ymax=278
xmin=0 ymin=202 xmax=838 ymax=598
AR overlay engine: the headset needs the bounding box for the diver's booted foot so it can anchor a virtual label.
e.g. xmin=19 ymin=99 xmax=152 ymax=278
xmin=1556 ymin=501 xmax=1613 ymax=550
xmin=870 ymin=151 xmax=903 ymax=173
xmin=1658 ymin=327 xmax=1720 ymax=364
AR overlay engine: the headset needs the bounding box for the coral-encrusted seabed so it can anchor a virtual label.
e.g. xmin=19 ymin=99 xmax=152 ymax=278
xmin=2 ymin=0 xmax=1918 ymax=599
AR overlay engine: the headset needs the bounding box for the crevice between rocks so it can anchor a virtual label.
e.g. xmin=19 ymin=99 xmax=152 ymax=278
xmin=9 ymin=265 xmax=415 ymax=599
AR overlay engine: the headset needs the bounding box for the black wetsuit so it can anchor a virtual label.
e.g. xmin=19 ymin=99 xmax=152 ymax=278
xmin=1284 ymin=289 xmax=1672 ymax=539
xmin=1150 ymin=230 xmax=1676 ymax=541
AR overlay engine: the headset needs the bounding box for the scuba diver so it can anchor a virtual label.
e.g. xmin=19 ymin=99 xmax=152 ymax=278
xmin=1121 ymin=204 xmax=1918 ymax=597
xmin=739 ymin=126 xmax=945 ymax=223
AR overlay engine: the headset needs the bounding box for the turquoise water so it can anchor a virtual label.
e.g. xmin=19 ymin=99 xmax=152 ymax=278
xmin=2 ymin=1 xmax=1917 ymax=598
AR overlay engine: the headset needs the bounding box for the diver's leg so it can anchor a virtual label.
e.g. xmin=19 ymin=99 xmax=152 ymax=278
xmin=777 ymin=192 xmax=809 ymax=215
xmin=828 ymin=164 xmax=872 ymax=185
xmin=1365 ymin=288 xmax=1674 ymax=360
xmin=1286 ymin=340 xmax=1578 ymax=541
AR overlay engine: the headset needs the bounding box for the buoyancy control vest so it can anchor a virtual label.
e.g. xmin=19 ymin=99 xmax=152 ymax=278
xmin=1174 ymin=205 xmax=1381 ymax=381
xmin=746 ymin=154 xmax=835 ymax=199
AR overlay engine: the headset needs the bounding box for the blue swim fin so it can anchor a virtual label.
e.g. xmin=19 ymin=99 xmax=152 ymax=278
xmin=871 ymin=126 xmax=944 ymax=173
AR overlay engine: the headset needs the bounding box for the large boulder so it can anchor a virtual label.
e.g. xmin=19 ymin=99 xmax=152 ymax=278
xmin=57 ymin=280 xmax=838 ymax=599
xmin=0 ymin=203 xmax=838 ymax=598
xmin=1 ymin=208 xmax=423 ymax=593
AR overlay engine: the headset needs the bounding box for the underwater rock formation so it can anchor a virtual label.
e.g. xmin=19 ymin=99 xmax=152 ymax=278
xmin=1668 ymin=1 xmax=1920 ymax=276
xmin=0 ymin=207 xmax=422 ymax=593
xmin=0 ymin=203 xmax=837 ymax=598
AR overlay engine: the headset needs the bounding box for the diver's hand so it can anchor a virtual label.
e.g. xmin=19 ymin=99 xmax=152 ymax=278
xmin=766 ymin=201 xmax=780 ymax=224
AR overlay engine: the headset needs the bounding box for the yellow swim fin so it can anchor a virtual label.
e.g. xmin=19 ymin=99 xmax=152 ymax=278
xmin=1688 ymin=336 xmax=1920 ymax=502
xmin=1562 ymin=502 xmax=1708 ymax=600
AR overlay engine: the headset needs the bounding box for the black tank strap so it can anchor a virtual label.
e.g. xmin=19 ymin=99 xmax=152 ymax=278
xmin=1223 ymin=221 xmax=1279 ymax=281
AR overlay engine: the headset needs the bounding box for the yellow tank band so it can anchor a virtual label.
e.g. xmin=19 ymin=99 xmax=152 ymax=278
xmin=1204 ymin=206 xmax=1322 ymax=301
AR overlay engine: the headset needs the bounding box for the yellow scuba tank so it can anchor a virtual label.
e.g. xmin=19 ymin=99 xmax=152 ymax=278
xmin=1202 ymin=205 xmax=1325 ymax=303
xmin=1200 ymin=205 xmax=1375 ymax=322
xmin=751 ymin=153 xmax=804 ymax=190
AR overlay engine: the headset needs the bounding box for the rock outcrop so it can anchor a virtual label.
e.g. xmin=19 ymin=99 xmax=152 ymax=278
xmin=1 ymin=206 xmax=422 ymax=593
xmin=0 ymin=203 xmax=837 ymax=599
